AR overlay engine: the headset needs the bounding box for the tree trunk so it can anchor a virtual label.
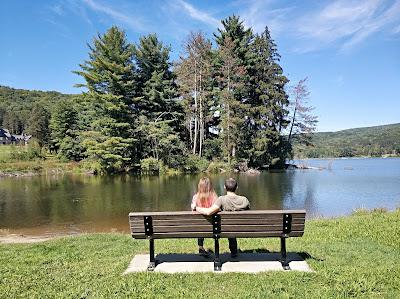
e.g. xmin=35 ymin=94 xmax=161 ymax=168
xmin=288 ymin=99 xmax=298 ymax=144
xmin=193 ymin=59 xmax=198 ymax=155
xmin=199 ymin=70 xmax=203 ymax=157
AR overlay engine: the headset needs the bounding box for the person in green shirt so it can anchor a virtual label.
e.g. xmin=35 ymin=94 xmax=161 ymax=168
xmin=196 ymin=177 xmax=250 ymax=257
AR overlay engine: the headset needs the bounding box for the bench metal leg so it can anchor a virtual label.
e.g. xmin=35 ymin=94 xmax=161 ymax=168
xmin=214 ymin=237 xmax=222 ymax=271
xmin=280 ymin=237 xmax=290 ymax=270
xmin=147 ymin=239 xmax=156 ymax=271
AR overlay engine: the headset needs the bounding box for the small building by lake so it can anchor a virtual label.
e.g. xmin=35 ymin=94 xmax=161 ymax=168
xmin=0 ymin=128 xmax=31 ymax=145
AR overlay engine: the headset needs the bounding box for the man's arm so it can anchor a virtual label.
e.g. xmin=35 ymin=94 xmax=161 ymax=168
xmin=196 ymin=205 xmax=220 ymax=216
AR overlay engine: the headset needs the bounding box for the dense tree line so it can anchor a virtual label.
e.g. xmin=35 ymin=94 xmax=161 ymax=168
xmin=294 ymin=123 xmax=400 ymax=158
xmin=1 ymin=16 xmax=319 ymax=173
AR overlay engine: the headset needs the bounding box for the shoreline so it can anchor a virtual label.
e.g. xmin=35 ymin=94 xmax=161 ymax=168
xmin=2 ymin=207 xmax=396 ymax=244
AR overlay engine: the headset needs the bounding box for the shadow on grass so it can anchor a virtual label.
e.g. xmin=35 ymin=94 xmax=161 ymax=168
xmin=155 ymin=250 xmax=313 ymax=264
xmin=297 ymin=251 xmax=324 ymax=262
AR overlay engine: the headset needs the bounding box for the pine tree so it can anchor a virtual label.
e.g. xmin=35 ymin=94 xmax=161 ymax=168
xmin=217 ymin=37 xmax=248 ymax=164
xmin=245 ymin=27 xmax=290 ymax=167
xmin=133 ymin=33 xmax=185 ymax=167
xmin=26 ymin=103 xmax=51 ymax=147
xmin=50 ymin=99 xmax=83 ymax=160
xmin=133 ymin=34 xmax=176 ymax=117
xmin=214 ymin=15 xmax=255 ymax=164
xmin=2 ymin=110 xmax=22 ymax=134
xmin=74 ymin=26 xmax=136 ymax=173
xmin=214 ymin=15 xmax=253 ymax=62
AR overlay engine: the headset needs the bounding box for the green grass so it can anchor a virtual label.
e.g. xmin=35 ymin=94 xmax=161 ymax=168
xmin=1 ymin=210 xmax=399 ymax=298
xmin=0 ymin=145 xmax=82 ymax=174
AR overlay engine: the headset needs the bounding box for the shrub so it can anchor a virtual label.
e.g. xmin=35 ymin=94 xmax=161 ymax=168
xmin=9 ymin=141 xmax=44 ymax=161
xmin=182 ymin=155 xmax=209 ymax=173
xmin=140 ymin=157 xmax=162 ymax=174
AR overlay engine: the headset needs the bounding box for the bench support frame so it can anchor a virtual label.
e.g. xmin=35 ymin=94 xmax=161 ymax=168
xmin=213 ymin=214 xmax=222 ymax=271
xmin=148 ymin=239 xmax=156 ymax=271
xmin=144 ymin=216 xmax=157 ymax=271
xmin=280 ymin=237 xmax=290 ymax=270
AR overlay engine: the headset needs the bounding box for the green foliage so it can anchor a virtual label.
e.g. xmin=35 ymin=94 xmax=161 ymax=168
xmin=294 ymin=123 xmax=400 ymax=158
xmin=243 ymin=27 xmax=290 ymax=167
xmin=1 ymin=17 xmax=306 ymax=174
xmin=182 ymin=154 xmax=209 ymax=173
xmin=9 ymin=141 xmax=43 ymax=160
xmin=75 ymin=27 xmax=137 ymax=173
xmin=26 ymin=103 xmax=51 ymax=147
xmin=0 ymin=85 xmax=73 ymax=136
xmin=202 ymin=138 xmax=223 ymax=160
xmin=1 ymin=211 xmax=399 ymax=298
xmin=140 ymin=157 xmax=162 ymax=174
xmin=206 ymin=160 xmax=231 ymax=173
xmin=50 ymin=98 xmax=84 ymax=161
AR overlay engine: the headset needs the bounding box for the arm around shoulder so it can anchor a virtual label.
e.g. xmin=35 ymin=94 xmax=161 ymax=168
xmin=196 ymin=204 xmax=220 ymax=216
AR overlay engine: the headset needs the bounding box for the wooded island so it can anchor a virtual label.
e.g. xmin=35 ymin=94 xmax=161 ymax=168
xmin=1 ymin=16 xmax=318 ymax=174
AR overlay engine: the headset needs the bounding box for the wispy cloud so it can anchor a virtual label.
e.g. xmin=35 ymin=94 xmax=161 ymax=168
xmin=172 ymin=0 xmax=219 ymax=28
xmin=49 ymin=3 xmax=65 ymax=16
xmin=294 ymin=0 xmax=400 ymax=52
xmin=393 ymin=23 xmax=400 ymax=33
xmin=239 ymin=0 xmax=293 ymax=36
xmin=81 ymin=0 xmax=145 ymax=31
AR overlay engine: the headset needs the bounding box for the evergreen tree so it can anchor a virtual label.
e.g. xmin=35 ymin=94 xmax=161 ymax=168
xmin=214 ymin=15 xmax=254 ymax=164
xmin=133 ymin=34 xmax=176 ymax=117
xmin=245 ymin=27 xmax=290 ymax=167
xmin=217 ymin=37 xmax=248 ymax=164
xmin=75 ymin=26 xmax=136 ymax=173
xmin=2 ymin=110 xmax=22 ymax=134
xmin=133 ymin=34 xmax=185 ymax=166
xmin=50 ymin=99 xmax=84 ymax=160
xmin=26 ymin=103 xmax=51 ymax=147
xmin=214 ymin=15 xmax=253 ymax=62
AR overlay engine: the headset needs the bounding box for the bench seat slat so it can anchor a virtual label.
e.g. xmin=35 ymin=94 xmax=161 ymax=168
xmin=129 ymin=214 xmax=305 ymax=222
xmin=131 ymin=223 xmax=305 ymax=234
xmin=129 ymin=210 xmax=305 ymax=216
xmin=130 ymin=218 xmax=305 ymax=227
xmin=131 ymin=230 xmax=304 ymax=239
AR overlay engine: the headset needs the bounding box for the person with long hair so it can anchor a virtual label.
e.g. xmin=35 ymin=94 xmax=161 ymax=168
xmin=191 ymin=177 xmax=218 ymax=256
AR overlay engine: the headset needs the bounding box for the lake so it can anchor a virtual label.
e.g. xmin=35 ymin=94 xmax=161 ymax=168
xmin=0 ymin=158 xmax=399 ymax=237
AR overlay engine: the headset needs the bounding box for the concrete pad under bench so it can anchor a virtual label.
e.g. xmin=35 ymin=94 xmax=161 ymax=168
xmin=124 ymin=252 xmax=313 ymax=274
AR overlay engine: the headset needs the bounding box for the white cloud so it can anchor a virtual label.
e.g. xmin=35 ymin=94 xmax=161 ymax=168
xmin=294 ymin=0 xmax=400 ymax=52
xmin=173 ymin=0 xmax=219 ymax=28
xmin=81 ymin=0 xmax=145 ymax=31
xmin=393 ymin=24 xmax=400 ymax=33
xmin=239 ymin=0 xmax=293 ymax=36
xmin=50 ymin=4 xmax=65 ymax=16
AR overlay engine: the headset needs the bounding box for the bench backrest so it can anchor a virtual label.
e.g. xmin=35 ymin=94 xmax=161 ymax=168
xmin=129 ymin=210 xmax=306 ymax=239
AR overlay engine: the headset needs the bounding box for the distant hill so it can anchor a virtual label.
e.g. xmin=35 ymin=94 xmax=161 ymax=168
xmin=0 ymin=85 xmax=77 ymax=134
xmin=294 ymin=123 xmax=400 ymax=158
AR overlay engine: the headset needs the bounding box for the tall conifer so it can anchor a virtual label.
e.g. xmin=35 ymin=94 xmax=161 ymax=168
xmin=75 ymin=26 xmax=136 ymax=173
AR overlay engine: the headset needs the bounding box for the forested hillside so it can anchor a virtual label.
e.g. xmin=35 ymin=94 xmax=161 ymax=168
xmin=0 ymin=85 xmax=76 ymax=136
xmin=294 ymin=123 xmax=400 ymax=158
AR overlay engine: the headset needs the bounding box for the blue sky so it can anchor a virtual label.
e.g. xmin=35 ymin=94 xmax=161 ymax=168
xmin=0 ymin=0 xmax=399 ymax=132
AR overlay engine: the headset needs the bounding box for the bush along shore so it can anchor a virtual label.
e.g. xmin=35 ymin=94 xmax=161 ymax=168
xmin=1 ymin=209 xmax=399 ymax=298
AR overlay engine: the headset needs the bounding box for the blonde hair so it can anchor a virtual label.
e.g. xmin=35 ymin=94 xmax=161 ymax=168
xmin=196 ymin=177 xmax=216 ymax=207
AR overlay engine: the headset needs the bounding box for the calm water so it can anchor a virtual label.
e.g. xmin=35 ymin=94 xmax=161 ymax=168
xmin=0 ymin=158 xmax=399 ymax=236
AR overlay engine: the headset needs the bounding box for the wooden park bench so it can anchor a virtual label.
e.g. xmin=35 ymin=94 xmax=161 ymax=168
xmin=129 ymin=210 xmax=306 ymax=271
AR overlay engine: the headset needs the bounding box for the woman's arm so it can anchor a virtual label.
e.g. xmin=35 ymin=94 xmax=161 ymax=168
xmin=190 ymin=194 xmax=197 ymax=211
xmin=196 ymin=205 xmax=220 ymax=216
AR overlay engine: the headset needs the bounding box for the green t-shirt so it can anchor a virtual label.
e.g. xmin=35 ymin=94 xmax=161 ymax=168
xmin=214 ymin=194 xmax=250 ymax=211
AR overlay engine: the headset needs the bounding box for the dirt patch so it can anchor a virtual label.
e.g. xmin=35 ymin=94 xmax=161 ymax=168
xmin=0 ymin=234 xmax=58 ymax=244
